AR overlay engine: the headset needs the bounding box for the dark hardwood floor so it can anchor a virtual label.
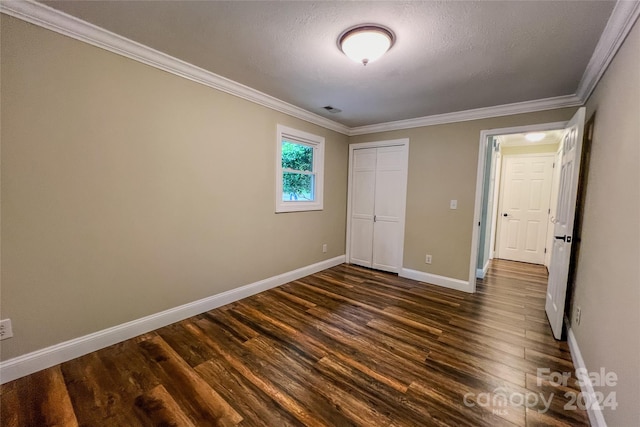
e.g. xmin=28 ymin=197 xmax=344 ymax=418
xmin=1 ymin=260 xmax=589 ymax=426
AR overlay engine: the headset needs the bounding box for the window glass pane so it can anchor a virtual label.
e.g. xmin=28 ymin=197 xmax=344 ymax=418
xmin=276 ymin=125 xmax=324 ymax=212
xmin=282 ymin=140 xmax=313 ymax=172
xmin=282 ymin=172 xmax=315 ymax=202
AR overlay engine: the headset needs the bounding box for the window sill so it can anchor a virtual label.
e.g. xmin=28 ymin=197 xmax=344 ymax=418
xmin=275 ymin=202 xmax=323 ymax=213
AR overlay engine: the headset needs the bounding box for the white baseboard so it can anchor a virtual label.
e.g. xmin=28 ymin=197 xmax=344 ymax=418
xmin=567 ymin=328 xmax=607 ymax=427
xmin=400 ymin=268 xmax=472 ymax=293
xmin=0 ymin=255 xmax=345 ymax=384
xmin=476 ymin=260 xmax=490 ymax=279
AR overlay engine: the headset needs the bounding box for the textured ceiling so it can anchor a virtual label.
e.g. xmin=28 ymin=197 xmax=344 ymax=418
xmin=42 ymin=0 xmax=615 ymax=127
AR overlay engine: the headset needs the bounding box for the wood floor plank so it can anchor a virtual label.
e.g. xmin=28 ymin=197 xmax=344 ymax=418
xmin=202 ymin=309 xmax=261 ymax=343
xmin=61 ymin=351 xmax=143 ymax=425
xmin=195 ymin=358 xmax=303 ymax=427
xmin=426 ymin=348 xmax=526 ymax=388
xmin=272 ymin=288 xmax=318 ymax=309
xmin=405 ymin=381 xmax=514 ymax=427
xmin=0 ymin=366 xmax=78 ymax=427
xmin=307 ymin=305 xmax=431 ymax=365
xmin=138 ymin=335 xmax=243 ymax=427
xmin=408 ymin=366 xmax=527 ymax=426
xmin=230 ymin=301 xmax=327 ymax=362
xmin=524 ymin=373 xmax=590 ymax=425
xmin=35 ymin=366 xmax=79 ymax=427
xmin=437 ymin=329 xmax=526 ymax=359
xmin=240 ymin=295 xmax=414 ymax=393
xmin=133 ymin=384 xmax=197 ymax=427
xmin=0 ymin=386 xmax=20 ymax=427
xmin=156 ymin=322 xmax=220 ymax=367
xmin=314 ymin=355 xmax=436 ymax=426
xmin=0 ymin=260 xmax=589 ymax=426
xmin=186 ymin=319 xmax=333 ymax=427
xmin=243 ymin=337 xmax=385 ymax=427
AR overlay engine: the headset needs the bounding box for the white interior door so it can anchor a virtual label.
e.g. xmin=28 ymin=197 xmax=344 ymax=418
xmin=497 ymin=154 xmax=554 ymax=264
xmin=546 ymin=107 xmax=585 ymax=339
xmin=372 ymin=146 xmax=405 ymax=271
xmin=545 ymin=148 xmax=563 ymax=268
xmin=348 ymin=141 xmax=408 ymax=274
xmin=349 ymin=148 xmax=376 ymax=267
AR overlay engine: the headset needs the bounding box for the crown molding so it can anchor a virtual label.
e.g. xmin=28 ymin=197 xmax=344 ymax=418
xmin=348 ymin=95 xmax=582 ymax=136
xmin=1 ymin=0 xmax=637 ymax=138
xmin=576 ymin=0 xmax=640 ymax=102
xmin=0 ymin=0 xmax=351 ymax=136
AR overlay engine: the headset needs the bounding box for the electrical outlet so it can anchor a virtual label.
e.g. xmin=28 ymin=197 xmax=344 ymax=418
xmin=425 ymin=254 xmax=432 ymax=264
xmin=574 ymin=306 xmax=581 ymax=326
xmin=0 ymin=319 xmax=13 ymax=340
xmin=322 ymin=243 xmax=327 ymax=253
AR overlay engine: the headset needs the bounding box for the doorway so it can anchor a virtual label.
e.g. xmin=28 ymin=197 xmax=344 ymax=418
xmin=474 ymin=127 xmax=564 ymax=279
xmin=470 ymin=108 xmax=587 ymax=339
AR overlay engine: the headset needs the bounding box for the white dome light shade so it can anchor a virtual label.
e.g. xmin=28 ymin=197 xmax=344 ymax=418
xmin=525 ymin=132 xmax=546 ymax=142
xmin=339 ymin=26 xmax=394 ymax=66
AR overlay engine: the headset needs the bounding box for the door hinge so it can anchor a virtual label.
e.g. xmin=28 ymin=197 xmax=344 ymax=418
xmin=553 ymin=162 xmax=555 ymax=168
xmin=374 ymin=215 xmax=377 ymax=223
xmin=544 ymin=248 xmax=547 ymax=254
xmin=478 ymin=221 xmax=481 ymax=226
xmin=548 ymin=208 xmax=551 ymax=214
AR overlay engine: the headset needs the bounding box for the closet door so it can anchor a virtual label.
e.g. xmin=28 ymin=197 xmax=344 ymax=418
xmin=372 ymin=146 xmax=405 ymax=271
xmin=348 ymin=143 xmax=407 ymax=273
xmin=349 ymin=148 xmax=377 ymax=267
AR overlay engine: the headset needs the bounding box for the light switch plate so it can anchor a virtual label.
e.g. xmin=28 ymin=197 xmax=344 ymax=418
xmin=450 ymin=200 xmax=458 ymax=209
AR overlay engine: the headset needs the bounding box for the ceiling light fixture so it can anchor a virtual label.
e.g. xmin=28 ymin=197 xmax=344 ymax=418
xmin=338 ymin=25 xmax=395 ymax=66
xmin=525 ymin=132 xmax=546 ymax=142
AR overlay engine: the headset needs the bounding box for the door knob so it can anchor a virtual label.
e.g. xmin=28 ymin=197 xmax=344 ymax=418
xmin=503 ymin=213 xmax=508 ymax=217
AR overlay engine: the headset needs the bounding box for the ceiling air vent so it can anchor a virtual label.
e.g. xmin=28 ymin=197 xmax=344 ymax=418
xmin=322 ymin=106 xmax=342 ymax=114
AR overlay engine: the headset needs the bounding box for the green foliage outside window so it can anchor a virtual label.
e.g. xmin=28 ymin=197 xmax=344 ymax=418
xmin=282 ymin=141 xmax=314 ymax=201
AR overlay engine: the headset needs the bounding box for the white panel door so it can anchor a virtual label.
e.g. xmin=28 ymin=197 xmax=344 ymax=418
xmin=349 ymin=148 xmax=377 ymax=267
xmin=348 ymin=143 xmax=407 ymax=273
xmin=545 ymin=148 xmax=562 ymax=268
xmin=546 ymin=107 xmax=585 ymax=339
xmin=497 ymin=155 xmax=554 ymax=264
xmin=372 ymin=146 xmax=405 ymax=271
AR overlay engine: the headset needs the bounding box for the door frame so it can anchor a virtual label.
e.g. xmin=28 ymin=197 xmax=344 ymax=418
xmin=495 ymin=152 xmax=555 ymax=263
xmin=469 ymin=122 xmax=566 ymax=292
xmin=346 ymin=138 xmax=410 ymax=272
xmin=488 ymin=150 xmax=502 ymax=261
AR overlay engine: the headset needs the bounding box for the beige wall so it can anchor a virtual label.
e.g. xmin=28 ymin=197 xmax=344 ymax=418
xmin=350 ymin=109 xmax=577 ymax=281
xmin=500 ymin=143 xmax=559 ymax=156
xmin=572 ymin=21 xmax=640 ymax=427
xmin=0 ymin=16 xmax=349 ymax=360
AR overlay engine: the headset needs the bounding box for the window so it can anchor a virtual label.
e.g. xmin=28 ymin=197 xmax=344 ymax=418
xmin=276 ymin=124 xmax=324 ymax=212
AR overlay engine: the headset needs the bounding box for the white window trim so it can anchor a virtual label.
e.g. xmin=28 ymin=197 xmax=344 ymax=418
xmin=275 ymin=124 xmax=325 ymax=213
